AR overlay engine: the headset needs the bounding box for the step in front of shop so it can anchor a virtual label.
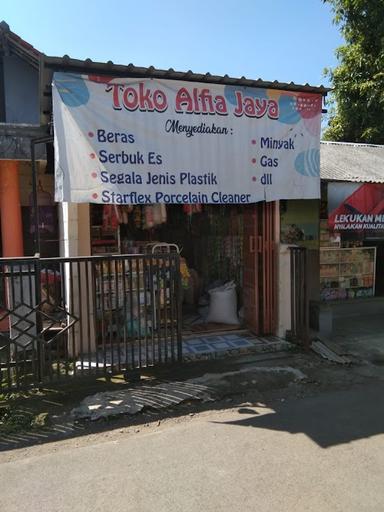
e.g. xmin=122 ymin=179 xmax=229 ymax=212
xmin=182 ymin=332 xmax=292 ymax=362
xmin=74 ymin=333 xmax=292 ymax=371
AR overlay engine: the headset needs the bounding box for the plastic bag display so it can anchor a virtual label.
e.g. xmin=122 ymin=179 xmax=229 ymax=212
xmin=206 ymin=281 xmax=240 ymax=325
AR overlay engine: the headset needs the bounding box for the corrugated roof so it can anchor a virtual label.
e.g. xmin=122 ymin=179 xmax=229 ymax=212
xmin=321 ymin=141 xmax=384 ymax=183
xmin=43 ymin=55 xmax=330 ymax=96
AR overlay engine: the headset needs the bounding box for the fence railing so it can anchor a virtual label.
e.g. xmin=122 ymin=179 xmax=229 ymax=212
xmin=0 ymin=253 xmax=182 ymax=391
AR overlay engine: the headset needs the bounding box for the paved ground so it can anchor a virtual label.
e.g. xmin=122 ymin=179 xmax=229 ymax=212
xmin=2 ymin=319 xmax=384 ymax=512
xmin=332 ymin=313 xmax=384 ymax=364
xmin=1 ymin=381 xmax=384 ymax=512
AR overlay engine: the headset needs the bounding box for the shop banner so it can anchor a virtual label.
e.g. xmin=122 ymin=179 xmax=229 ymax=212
xmin=53 ymin=73 xmax=322 ymax=204
xmin=328 ymin=182 xmax=384 ymax=232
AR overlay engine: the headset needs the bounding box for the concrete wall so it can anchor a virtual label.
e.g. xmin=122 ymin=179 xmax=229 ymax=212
xmin=59 ymin=203 xmax=95 ymax=356
xmin=78 ymin=204 xmax=91 ymax=256
xmin=58 ymin=203 xmax=91 ymax=257
xmin=277 ymin=199 xmax=321 ymax=338
xmin=274 ymin=201 xmax=291 ymax=339
xmin=277 ymin=244 xmax=292 ymax=338
xmin=18 ymin=161 xmax=54 ymax=206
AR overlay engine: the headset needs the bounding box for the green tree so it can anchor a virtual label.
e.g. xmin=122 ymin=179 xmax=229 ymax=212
xmin=323 ymin=0 xmax=384 ymax=144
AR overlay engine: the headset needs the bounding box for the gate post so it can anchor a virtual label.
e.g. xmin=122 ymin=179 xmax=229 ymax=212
xmin=34 ymin=257 xmax=44 ymax=384
xmin=175 ymin=253 xmax=183 ymax=363
xmin=289 ymin=246 xmax=309 ymax=348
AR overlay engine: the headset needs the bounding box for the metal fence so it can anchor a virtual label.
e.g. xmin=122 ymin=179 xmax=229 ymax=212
xmin=0 ymin=254 xmax=182 ymax=391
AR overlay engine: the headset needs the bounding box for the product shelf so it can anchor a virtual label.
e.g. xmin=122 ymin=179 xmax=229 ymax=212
xmin=320 ymin=246 xmax=376 ymax=301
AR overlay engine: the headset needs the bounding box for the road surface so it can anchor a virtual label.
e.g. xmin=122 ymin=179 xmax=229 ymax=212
xmin=1 ymin=382 xmax=384 ymax=512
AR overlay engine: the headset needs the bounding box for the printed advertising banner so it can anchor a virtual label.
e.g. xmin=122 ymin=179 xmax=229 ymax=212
xmin=328 ymin=182 xmax=384 ymax=233
xmin=53 ymin=73 xmax=322 ymax=204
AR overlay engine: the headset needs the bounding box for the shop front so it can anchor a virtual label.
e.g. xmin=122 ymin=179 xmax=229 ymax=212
xmin=320 ymin=181 xmax=382 ymax=301
xmin=90 ymin=203 xmax=245 ymax=331
xmin=0 ymin=24 xmax=328 ymax=388
xmin=50 ymin=70 xmax=325 ymax=348
xmin=294 ymin=141 xmax=384 ymax=337
xmin=317 ymin=175 xmax=384 ymax=334
xmin=87 ymin=199 xmax=278 ymax=338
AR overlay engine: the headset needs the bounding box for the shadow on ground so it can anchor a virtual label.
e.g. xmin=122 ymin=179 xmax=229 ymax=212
xmin=1 ymin=353 xmax=384 ymax=452
xmin=215 ymin=382 xmax=384 ymax=448
xmin=0 ymin=375 xmax=233 ymax=452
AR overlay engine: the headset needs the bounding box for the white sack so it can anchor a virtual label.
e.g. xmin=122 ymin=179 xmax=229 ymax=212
xmin=206 ymin=281 xmax=240 ymax=325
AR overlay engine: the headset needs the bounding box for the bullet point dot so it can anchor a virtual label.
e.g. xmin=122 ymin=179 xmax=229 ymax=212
xmin=251 ymin=139 xmax=256 ymax=145
xmin=90 ymin=153 xmax=96 ymax=159
xmin=252 ymin=176 xmax=257 ymax=182
xmin=92 ymin=193 xmax=98 ymax=199
xmin=88 ymin=131 xmax=94 ymax=137
xmin=91 ymin=172 xmax=97 ymax=178
xmin=252 ymin=158 xmax=257 ymax=164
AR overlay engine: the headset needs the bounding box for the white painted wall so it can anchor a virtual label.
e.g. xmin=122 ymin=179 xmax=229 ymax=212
xmin=58 ymin=203 xmax=96 ymax=357
xmin=274 ymin=201 xmax=292 ymax=339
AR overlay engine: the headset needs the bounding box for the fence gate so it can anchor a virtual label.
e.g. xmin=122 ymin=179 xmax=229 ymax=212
xmin=0 ymin=254 xmax=182 ymax=391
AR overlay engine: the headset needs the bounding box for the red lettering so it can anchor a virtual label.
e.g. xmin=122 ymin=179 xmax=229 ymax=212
xmin=106 ymin=84 xmax=122 ymax=110
xmin=193 ymin=88 xmax=199 ymax=112
xmin=175 ymin=88 xmax=193 ymax=113
xmin=153 ymin=90 xmax=168 ymax=112
xmin=200 ymin=89 xmax=214 ymax=113
xmin=244 ymin=97 xmax=256 ymax=117
xmin=255 ymin=98 xmax=267 ymax=118
xmin=215 ymin=95 xmax=228 ymax=115
xmin=139 ymin=83 xmax=154 ymax=111
xmin=267 ymin=99 xmax=279 ymax=119
xmin=122 ymin=87 xmax=139 ymax=111
xmin=234 ymin=91 xmax=244 ymax=116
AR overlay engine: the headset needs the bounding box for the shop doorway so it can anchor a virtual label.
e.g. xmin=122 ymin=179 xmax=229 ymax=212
xmin=89 ymin=202 xmax=277 ymax=337
xmin=243 ymin=202 xmax=276 ymax=334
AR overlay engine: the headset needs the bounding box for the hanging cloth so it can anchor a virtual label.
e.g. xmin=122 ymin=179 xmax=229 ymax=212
xmin=183 ymin=204 xmax=202 ymax=216
xmin=102 ymin=204 xmax=120 ymax=231
xmin=160 ymin=204 xmax=167 ymax=223
xmin=133 ymin=206 xmax=142 ymax=229
xmin=144 ymin=205 xmax=155 ymax=229
xmin=152 ymin=204 xmax=162 ymax=226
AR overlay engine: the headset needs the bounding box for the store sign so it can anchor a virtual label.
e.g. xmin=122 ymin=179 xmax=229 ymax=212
xmin=328 ymin=182 xmax=384 ymax=232
xmin=53 ymin=73 xmax=322 ymax=204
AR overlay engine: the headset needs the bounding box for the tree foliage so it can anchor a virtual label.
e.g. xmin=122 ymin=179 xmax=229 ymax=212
xmin=323 ymin=0 xmax=384 ymax=144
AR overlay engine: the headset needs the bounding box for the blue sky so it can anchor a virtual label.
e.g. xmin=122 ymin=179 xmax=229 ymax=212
xmin=2 ymin=0 xmax=342 ymax=88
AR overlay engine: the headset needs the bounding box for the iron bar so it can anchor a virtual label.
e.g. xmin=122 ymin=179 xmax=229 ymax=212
xmin=0 ymin=253 xmax=182 ymax=392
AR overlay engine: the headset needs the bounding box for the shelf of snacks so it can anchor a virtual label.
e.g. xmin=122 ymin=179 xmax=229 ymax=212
xmin=320 ymin=247 xmax=376 ymax=301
